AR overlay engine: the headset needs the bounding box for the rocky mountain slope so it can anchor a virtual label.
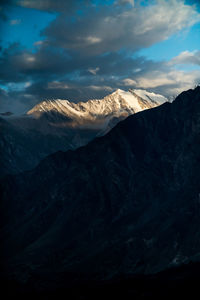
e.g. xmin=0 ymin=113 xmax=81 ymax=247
xmin=1 ymin=86 xmax=200 ymax=292
xmin=0 ymin=89 xmax=167 ymax=177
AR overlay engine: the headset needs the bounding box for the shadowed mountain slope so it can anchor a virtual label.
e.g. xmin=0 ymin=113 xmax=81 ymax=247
xmin=0 ymin=87 xmax=200 ymax=291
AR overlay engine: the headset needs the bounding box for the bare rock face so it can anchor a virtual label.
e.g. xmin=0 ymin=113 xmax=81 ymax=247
xmin=1 ymin=87 xmax=199 ymax=291
xmin=0 ymin=89 xmax=167 ymax=177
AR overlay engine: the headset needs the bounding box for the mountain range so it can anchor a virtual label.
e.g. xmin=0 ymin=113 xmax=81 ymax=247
xmin=1 ymin=86 xmax=200 ymax=297
xmin=0 ymin=88 xmax=167 ymax=177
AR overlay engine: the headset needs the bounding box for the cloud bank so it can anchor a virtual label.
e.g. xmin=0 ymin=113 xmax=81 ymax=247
xmin=0 ymin=0 xmax=200 ymax=113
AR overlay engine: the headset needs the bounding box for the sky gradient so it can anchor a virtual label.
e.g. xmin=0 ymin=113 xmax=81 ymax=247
xmin=0 ymin=0 xmax=200 ymax=114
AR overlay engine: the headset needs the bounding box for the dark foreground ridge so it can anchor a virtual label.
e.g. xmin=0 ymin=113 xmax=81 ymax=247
xmin=1 ymin=87 xmax=200 ymax=297
xmin=1 ymin=262 xmax=200 ymax=299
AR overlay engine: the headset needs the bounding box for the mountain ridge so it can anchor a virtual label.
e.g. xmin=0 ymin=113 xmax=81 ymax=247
xmin=1 ymin=87 xmax=200 ymax=288
xmin=0 ymin=88 xmax=167 ymax=177
xmin=27 ymin=88 xmax=167 ymax=127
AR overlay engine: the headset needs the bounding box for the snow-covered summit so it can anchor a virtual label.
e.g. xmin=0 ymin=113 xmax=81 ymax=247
xmin=27 ymin=89 xmax=168 ymax=130
xmin=130 ymin=89 xmax=167 ymax=105
xmin=2 ymin=88 xmax=168 ymax=176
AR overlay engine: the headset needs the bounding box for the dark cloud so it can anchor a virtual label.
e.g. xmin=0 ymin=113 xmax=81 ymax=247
xmin=0 ymin=0 xmax=14 ymax=21
xmin=0 ymin=41 xmax=158 ymax=85
xmin=42 ymin=0 xmax=200 ymax=55
xmin=0 ymin=44 xmax=72 ymax=83
xmin=1 ymin=64 xmax=200 ymax=114
xmin=0 ymin=87 xmax=36 ymax=114
xmin=15 ymin=0 xmax=93 ymax=13
xmin=0 ymin=10 xmax=8 ymax=21
xmin=116 ymin=0 xmax=134 ymax=6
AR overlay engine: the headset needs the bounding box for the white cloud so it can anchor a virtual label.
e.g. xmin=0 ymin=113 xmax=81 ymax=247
xmin=146 ymin=69 xmax=200 ymax=88
xmin=134 ymin=68 xmax=141 ymax=73
xmin=88 ymin=67 xmax=100 ymax=75
xmin=25 ymin=81 xmax=31 ymax=87
xmin=116 ymin=0 xmax=134 ymax=6
xmin=136 ymin=71 xmax=175 ymax=88
xmin=10 ymin=19 xmax=21 ymax=25
xmin=34 ymin=40 xmax=44 ymax=46
xmin=121 ymin=58 xmax=200 ymax=98
xmin=85 ymin=36 xmax=102 ymax=45
xmin=169 ymin=50 xmax=200 ymax=66
xmin=26 ymin=56 xmax=36 ymax=62
xmin=6 ymin=82 xmax=31 ymax=91
xmin=122 ymin=78 xmax=137 ymax=86
xmin=88 ymin=85 xmax=113 ymax=92
xmin=48 ymin=81 xmax=70 ymax=89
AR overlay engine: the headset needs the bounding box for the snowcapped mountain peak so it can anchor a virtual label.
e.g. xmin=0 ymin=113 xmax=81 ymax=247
xmin=112 ymin=88 xmax=124 ymax=94
xmin=27 ymin=88 xmax=168 ymax=131
xmin=2 ymin=88 xmax=168 ymax=176
xmin=131 ymin=89 xmax=167 ymax=105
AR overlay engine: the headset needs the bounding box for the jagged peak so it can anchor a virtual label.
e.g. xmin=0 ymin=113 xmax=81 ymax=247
xmin=27 ymin=88 xmax=168 ymax=121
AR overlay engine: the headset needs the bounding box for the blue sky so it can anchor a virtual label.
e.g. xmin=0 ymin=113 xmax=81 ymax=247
xmin=0 ymin=6 xmax=57 ymax=50
xmin=0 ymin=0 xmax=200 ymax=113
xmin=139 ymin=23 xmax=200 ymax=62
